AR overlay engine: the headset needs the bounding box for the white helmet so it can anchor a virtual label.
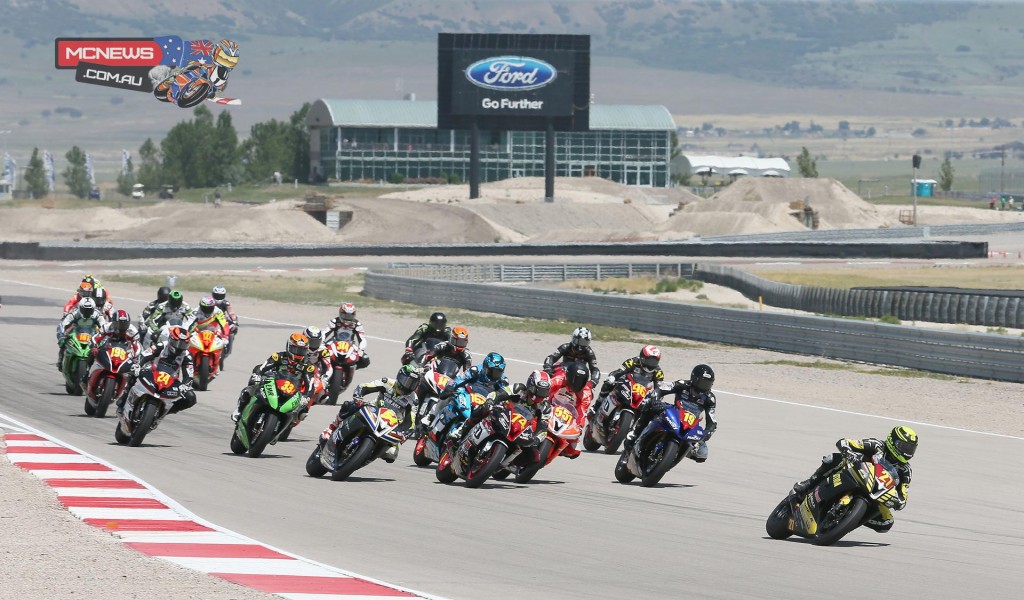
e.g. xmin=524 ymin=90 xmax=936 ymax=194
xmin=78 ymin=297 xmax=97 ymax=318
xmin=571 ymin=326 xmax=592 ymax=348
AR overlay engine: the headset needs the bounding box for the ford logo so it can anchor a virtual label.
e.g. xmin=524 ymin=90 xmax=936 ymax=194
xmin=464 ymin=55 xmax=557 ymax=91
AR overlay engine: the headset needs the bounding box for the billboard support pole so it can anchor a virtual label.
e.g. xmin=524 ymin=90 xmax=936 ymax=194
xmin=470 ymin=117 xmax=480 ymax=199
xmin=544 ymin=118 xmax=555 ymax=202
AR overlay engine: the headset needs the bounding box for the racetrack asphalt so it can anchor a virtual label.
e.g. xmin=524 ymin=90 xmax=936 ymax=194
xmin=1 ymin=266 xmax=1022 ymax=599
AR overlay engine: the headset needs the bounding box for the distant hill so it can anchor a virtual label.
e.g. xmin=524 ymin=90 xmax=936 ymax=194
xmin=2 ymin=0 xmax=1023 ymax=167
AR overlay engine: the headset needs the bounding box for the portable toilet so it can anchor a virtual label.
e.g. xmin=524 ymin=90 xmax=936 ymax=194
xmin=911 ymin=178 xmax=936 ymax=197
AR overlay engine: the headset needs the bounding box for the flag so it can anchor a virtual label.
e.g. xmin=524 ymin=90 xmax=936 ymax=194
xmin=85 ymin=152 xmax=95 ymax=186
xmin=43 ymin=150 xmax=55 ymax=191
xmin=155 ymin=35 xmax=185 ymax=68
xmin=182 ymin=39 xmax=215 ymax=66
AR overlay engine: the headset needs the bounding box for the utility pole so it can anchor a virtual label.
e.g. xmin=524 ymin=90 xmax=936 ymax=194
xmin=912 ymin=154 xmax=921 ymax=225
xmin=1001 ymin=147 xmax=1006 ymax=195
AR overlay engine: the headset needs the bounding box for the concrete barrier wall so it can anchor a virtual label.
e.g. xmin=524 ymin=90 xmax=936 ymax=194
xmin=364 ymin=272 xmax=1024 ymax=383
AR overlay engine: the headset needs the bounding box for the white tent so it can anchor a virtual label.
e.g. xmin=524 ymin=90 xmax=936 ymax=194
xmin=684 ymin=155 xmax=791 ymax=177
xmin=728 ymin=168 xmax=749 ymax=176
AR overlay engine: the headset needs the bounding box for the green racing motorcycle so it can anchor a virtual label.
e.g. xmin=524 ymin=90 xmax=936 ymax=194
xmin=230 ymin=373 xmax=305 ymax=458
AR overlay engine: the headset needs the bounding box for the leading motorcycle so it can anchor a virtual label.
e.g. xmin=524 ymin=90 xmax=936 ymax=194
xmin=765 ymin=455 xmax=902 ymax=546
xmin=305 ymin=392 xmax=410 ymax=481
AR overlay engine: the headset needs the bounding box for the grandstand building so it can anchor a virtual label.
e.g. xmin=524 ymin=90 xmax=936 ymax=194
xmin=307 ymin=99 xmax=675 ymax=187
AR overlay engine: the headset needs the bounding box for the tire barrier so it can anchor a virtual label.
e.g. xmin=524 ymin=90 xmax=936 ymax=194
xmin=364 ymin=272 xmax=1024 ymax=383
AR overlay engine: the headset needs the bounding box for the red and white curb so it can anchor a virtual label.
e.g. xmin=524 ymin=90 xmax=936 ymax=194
xmin=0 ymin=422 xmax=447 ymax=600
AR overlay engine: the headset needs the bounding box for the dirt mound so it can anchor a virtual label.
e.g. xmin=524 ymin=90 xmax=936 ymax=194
xmin=331 ymin=197 xmax=502 ymax=243
xmin=382 ymin=176 xmax=697 ymax=205
xmin=661 ymin=178 xmax=895 ymax=237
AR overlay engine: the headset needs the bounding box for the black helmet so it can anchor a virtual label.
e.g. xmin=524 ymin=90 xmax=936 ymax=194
xmin=429 ymin=311 xmax=447 ymax=332
xmin=885 ymin=426 xmax=918 ymax=464
xmin=396 ymin=364 xmax=423 ymax=394
xmin=157 ymin=286 xmax=171 ymax=303
xmin=566 ymin=364 xmax=590 ymax=393
xmin=690 ymin=364 xmax=715 ymax=393
xmin=167 ymin=290 xmax=183 ymax=310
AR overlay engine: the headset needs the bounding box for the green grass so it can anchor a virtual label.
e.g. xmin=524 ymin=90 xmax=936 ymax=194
xmin=104 ymin=273 xmax=703 ymax=350
xmin=563 ymin=276 xmax=703 ymax=296
xmin=760 ymin=359 xmax=960 ymax=381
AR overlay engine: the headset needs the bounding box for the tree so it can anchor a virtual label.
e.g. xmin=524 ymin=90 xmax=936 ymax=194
xmin=137 ymin=138 xmax=163 ymax=191
xmin=838 ymin=120 xmax=850 ymax=131
xmin=116 ymin=156 xmax=135 ymax=197
xmin=938 ymin=157 xmax=955 ymax=191
xmin=797 ymin=146 xmax=818 ymax=178
xmin=62 ymin=145 xmax=91 ymax=198
xmin=240 ymin=102 xmax=311 ymax=184
xmin=24 ymin=147 xmax=48 ymax=199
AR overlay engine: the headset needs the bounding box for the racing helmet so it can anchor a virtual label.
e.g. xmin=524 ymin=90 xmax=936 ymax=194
xmin=286 ymin=333 xmax=309 ymax=362
xmin=428 ymin=311 xmax=447 ymax=332
xmin=481 ymin=352 xmax=506 ymax=381
xmin=78 ymin=297 xmax=97 ymax=318
xmin=77 ymin=281 xmax=94 ymax=299
xmin=213 ymin=39 xmax=240 ymax=69
xmin=166 ymin=326 xmax=189 ymax=354
xmin=571 ymin=326 xmax=592 ymax=348
xmin=198 ymin=296 xmax=215 ymax=317
xmin=566 ymin=363 xmax=591 ymax=393
xmin=211 ymin=285 xmax=227 ymax=302
xmin=304 ymin=326 xmax=323 ymax=352
xmin=112 ymin=309 xmax=131 ymax=334
xmin=157 ymin=286 xmax=171 ymax=303
xmin=451 ymin=326 xmax=469 ymax=349
xmin=395 ymin=364 xmax=423 ymax=394
xmin=639 ymin=345 xmax=661 ymax=371
xmin=885 ymin=426 xmax=918 ymax=464
xmin=690 ymin=364 xmax=715 ymax=393
xmin=525 ymin=370 xmax=552 ymax=402
xmin=167 ymin=290 xmax=183 ymax=310
xmin=339 ymin=302 xmax=357 ymax=322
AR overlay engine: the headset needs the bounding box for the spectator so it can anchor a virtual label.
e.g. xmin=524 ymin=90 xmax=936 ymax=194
xmin=213 ymin=187 xmax=222 ymax=208
xmin=1000 ymin=195 xmax=1007 ymax=211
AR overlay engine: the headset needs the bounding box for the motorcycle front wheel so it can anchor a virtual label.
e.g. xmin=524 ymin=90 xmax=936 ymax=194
xmin=128 ymin=401 xmax=159 ymax=447
xmin=514 ymin=439 xmax=552 ymax=484
xmin=95 ymin=378 xmax=115 ymax=418
xmin=247 ymin=412 xmax=280 ymax=458
xmin=331 ymin=436 xmax=375 ymax=481
xmin=305 ymin=444 xmax=328 ymax=478
xmin=765 ymin=497 xmax=794 ymax=540
xmin=605 ymin=411 xmax=633 ymax=454
xmin=813 ymin=497 xmax=868 ymax=546
xmin=198 ymin=356 xmax=211 ymax=391
xmin=465 ymin=443 xmax=507 ymax=489
xmin=581 ymin=424 xmax=600 ymax=452
xmin=614 ymin=451 xmax=636 ymax=483
xmin=640 ymin=439 xmax=680 ymax=487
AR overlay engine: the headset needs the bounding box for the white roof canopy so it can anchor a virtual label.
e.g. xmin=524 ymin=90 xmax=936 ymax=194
xmin=685 ymin=155 xmax=791 ymax=176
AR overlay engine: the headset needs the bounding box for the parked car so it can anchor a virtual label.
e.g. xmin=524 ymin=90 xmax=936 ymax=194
xmin=89 ymin=187 xmax=101 ymax=200
xmin=131 ymin=183 xmax=145 ymax=199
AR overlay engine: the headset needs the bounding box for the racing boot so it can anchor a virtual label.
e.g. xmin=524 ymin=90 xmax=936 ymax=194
xmin=793 ymin=460 xmax=834 ymax=495
xmin=383 ymin=444 xmax=399 ymax=464
xmin=560 ymin=443 xmax=581 ymax=459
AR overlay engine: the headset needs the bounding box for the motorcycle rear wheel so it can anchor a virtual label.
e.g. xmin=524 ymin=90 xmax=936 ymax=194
xmin=466 ymin=443 xmax=507 ymax=488
xmin=765 ymin=497 xmax=794 ymax=540
xmin=327 ymin=370 xmax=345 ymax=405
xmin=305 ymin=444 xmax=328 ymax=478
xmin=581 ymin=424 xmax=600 ymax=452
xmin=614 ymin=451 xmax=636 ymax=483
xmin=813 ymin=497 xmax=868 ymax=546
xmin=331 ymin=436 xmax=375 ymax=481
xmin=514 ymin=439 xmax=552 ymax=484
xmin=95 ymin=378 xmax=115 ymax=418
xmin=84 ymin=398 xmax=96 ymax=416
xmin=128 ymin=401 xmax=159 ymax=447
xmin=640 ymin=439 xmax=680 ymax=487
xmin=247 ymin=412 xmax=280 ymax=458
xmin=605 ymin=411 xmax=633 ymax=454
xmin=435 ymin=453 xmax=457 ymax=484
xmin=114 ymin=422 xmax=130 ymax=444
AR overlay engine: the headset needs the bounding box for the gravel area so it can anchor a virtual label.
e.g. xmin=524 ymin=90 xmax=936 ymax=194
xmin=0 ymin=439 xmax=277 ymax=600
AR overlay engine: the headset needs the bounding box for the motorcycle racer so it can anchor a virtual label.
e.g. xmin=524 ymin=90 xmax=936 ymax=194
xmin=439 ymin=352 xmax=510 ymax=403
xmin=232 ymin=333 xmax=314 ymax=422
xmin=141 ymin=286 xmax=172 ymax=324
xmin=303 ymin=325 xmax=333 ymax=404
xmin=547 ymin=363 xmax=594 ymax=459
xmin=625 ymin=364 xmax=717 ymax=461
xmin=319 ymin=364 xmax=424 ymax=463
xmin=421 ymin=326 xmax=472 ymax=372
xmin=211 ymin=284 xmax=238 ymax=358
xmin=117 ymin=325 xmax=196 ymax=416
xmin=325 ymin=302 xmax=369 ymax=369
xmin=402 ymin=311 xmax=450 ymax=364
xmin=543 ymin=326 xmax=601 ymax=386
xmin=144 ymin=290 xmax=194 ymax=343
xmin=449 ymin=370 xmax=553 ymax=460
xmin=791 ymin=426 xmax=917 ymax=533
xmin=190 ymin=296 xmax=230 ymax=339
xmin=595 ymin=345 xmax=665 ymax=406
xmin=94 ymin=309 xmax=141 ymax=354
xmin=56 ymin=297 xmax=107 ymax=370
xmin=62 ymin=280 xmax=95 ymax=316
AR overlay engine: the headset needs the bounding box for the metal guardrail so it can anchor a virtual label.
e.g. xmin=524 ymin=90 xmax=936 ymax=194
xmin=702 ymin=221 xmax=1024 ymax=243
xmin=383 ymin=262 xmax=695 ymax=282
xmin=364 ymin=271 xmax=1024 ymax=383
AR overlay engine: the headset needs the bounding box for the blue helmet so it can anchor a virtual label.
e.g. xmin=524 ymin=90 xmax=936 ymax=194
xmin=481 ymin=352 xmax=506 ymax=382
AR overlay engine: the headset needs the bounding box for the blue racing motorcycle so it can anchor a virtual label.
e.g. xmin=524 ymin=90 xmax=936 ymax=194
xmin=614 ymin=404 xmax=705 ymax=487
xmin=412 ymin=385 xmax=489 ymax=467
